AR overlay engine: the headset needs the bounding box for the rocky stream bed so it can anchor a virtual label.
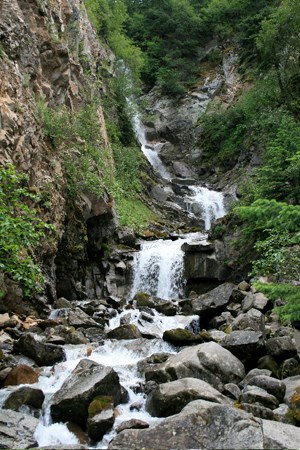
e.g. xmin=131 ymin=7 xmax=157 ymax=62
xmin=0 ymin=280 xmax=300 ymax=449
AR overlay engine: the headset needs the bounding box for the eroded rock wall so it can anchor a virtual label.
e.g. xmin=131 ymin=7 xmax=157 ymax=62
xmin=0 ymin=0 xmax=120 ymax=311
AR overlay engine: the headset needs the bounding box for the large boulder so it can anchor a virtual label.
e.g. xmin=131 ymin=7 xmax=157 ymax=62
xmin=146 ymin=377 xmax=229 ymax=417
xmin=106 ymin=324 xmax=142 ymax=340
xmin=266 ymin=336 xmax=297 ymax=362
xmin=4 ymin=364 xmax=39 ymax=386
xmin=50 ymin=359 xmax=122 ymax=427
xmin=3 ymin=386 xmax=45 ymax=411
xmin=246 ymin=375 xmax=286 ymax=402
xmin=188 ymin=283 xmax=236 ymax=328
xmin=223 ymin=330 xmax=266 ymax=367
xmin=145 ymin=341 xmax=245 ymax=391
xmin=262 ymin=419 xmax=300 ymax=448
xmin=108 ymin=400 xmax=263 ymax=449
xmin=0 ymin=409 xmax=39 ymax=449
xmin=14 ymin=333 xmax=65 ymax=366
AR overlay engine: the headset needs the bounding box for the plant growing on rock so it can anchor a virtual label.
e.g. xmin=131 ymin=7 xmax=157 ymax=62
xmin=0 ymin=165 xmax=54 ymax=296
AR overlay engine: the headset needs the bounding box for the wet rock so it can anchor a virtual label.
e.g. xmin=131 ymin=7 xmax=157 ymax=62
xmin=49 ymin=325 xmax=88 ymax=345
xmin=247 ymin=375 xmax=286 ymax=402
xmin=210 ymin=311 xmax=233 ymax=329
xmin=240 ymin=386 xmax=279 ymax=410
xmin=262 ymin=419 xmax=300 ymax=448
xmin=162 ymin=328 xmax=203 ymax=346
xmin=0 ymin=409 xmax=39 ymax=449
xmin=266 ymin=336 xmax=297 ymax=362
xmin=4 ymin=364 xmax=39 ymax=386
xmin=155 ymin=300 xmax=177 ymax=316
xmin=87 ymin=408 xmax=115 ymax=441
xmin=14 ymin=333 xmax=65 ymax=366
xmin=146 ymin=377 xmax=229 ymax=417
xmin=231 ymin=288 xmax=247 ymax=303
xmin=189 ymin=282 xmax=235 ymax=328
xmin=116 ymin=419 xmax=149 ymax=433
xmin=3 ymin=386 xmax=45 ymax=411
xmin=137 ymin=353 xmax=171 ymax=375
xmin=223 ymin=330 xmax=265 ymax=366
xmin=106 ymin=324 xmax=142 ymax=340
xmin=51 ymin=359 xmax=122 ymax=427
xmin=232 ymin=308 xmax=265 ymax=333
xmin=57 ymin=308 xmax=101 ymax=329
xmin=145 ymin=341 xmax=245 ymax=391
xmin=108 ymin=400 xmax=263 ymax=449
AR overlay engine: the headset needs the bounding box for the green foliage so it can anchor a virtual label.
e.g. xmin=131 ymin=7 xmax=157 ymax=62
xmin=0 ymin=165 xmax=53 ymax=296
xmin=84 ymin=0 xmax=143 ymax=80
xmin=38 ymin=99 xmax=115 ymax=197
xmin=254 ymin=282 xmax=300 ymax=322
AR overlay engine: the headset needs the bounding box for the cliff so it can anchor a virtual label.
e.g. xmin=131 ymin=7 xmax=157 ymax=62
xmin=0 ymin=0 xmax=120 ymax=315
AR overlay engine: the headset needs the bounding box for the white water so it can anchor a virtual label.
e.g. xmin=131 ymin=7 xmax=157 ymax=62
xmin=132 ymin=110 xmax=171 ymax=180
xmin=186 ymin=186 xmax=225 ymax=230
xmin=32 ymin=338 xmax=175 ymax=448
xmin=130 ymin=233 xmax=207 ymax=300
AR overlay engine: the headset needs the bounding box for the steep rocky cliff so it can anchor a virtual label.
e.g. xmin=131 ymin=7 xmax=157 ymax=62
xmin=0 ymin=0 xmax=122 ymax=315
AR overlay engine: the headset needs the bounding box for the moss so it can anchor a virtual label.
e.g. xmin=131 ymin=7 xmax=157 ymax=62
xmin=88 ymin=396 xmax=113 ymax=418
xmin=289 ymin=387 xmax=300 ymax=423
xmin=134 ymin=291 xmax=155 ymax=308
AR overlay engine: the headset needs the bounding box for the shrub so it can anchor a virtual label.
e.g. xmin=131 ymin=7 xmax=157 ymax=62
xmin=0 ymin=165 xmax=54 ymax=296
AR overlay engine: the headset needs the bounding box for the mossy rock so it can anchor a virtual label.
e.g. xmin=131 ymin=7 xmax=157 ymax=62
xmin=289 ymin=387 xmax=300 ymax=423
xmin=134 ymin=292 xmax=155 ymax=308
xmin=163 ymin=328 xmax=203 ymax=346
xmin=88 ymin=395 xmax=114 ymax=418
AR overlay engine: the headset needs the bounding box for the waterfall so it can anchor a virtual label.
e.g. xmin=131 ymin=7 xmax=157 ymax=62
xmin=131 ymin=103 xmax=171 ymax=180
xmin=186 ymin=186 xmax=225 ymax=230
xmin=130 ymin=233 xmax=206 ymax=300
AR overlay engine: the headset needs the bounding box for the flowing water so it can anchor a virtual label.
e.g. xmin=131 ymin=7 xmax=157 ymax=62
xmin=1 ymin=96 xmax=228 ymax=449
xmin=130 ymin=233 xmax=207 ymax=300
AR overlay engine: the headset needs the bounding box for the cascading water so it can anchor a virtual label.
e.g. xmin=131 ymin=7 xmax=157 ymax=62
xmin=130 ymin=233 xmax=206 ymax=300
xmin=132 ymin=110 xmax=171 ymax=180
xmin=186 ymin=186 xmax=226 ymax=230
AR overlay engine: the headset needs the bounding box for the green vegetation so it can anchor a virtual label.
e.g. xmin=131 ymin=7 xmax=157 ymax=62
xmin=0 ymin=165 xmax=54 ymax=297
xmin=88 ymin=396 xmax=113 ymax=417
xmin=254 ymin=282 xmax=300 ymax=322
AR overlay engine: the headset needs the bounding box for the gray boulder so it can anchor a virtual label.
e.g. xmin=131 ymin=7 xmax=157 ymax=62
xmin=240 ymin=386 xmax=279 ymax=410
xmin=232 ymin=308 xmax=265 ymax=333
xmin=3 ymin=386 xmax=45 ymax=411
xmin=266 ymin=336 xmax=297 ymax=362
xmin=247 ymin=375 xmax=286 ymax=402
xmin=87 ymin=408 xmax=115 ymax=441
xmin=189 ymin=283 xmax=235 ymax=328
xmin=106 ymin=324 xmax=142 ymax=340
xmin=116 ymin=418 xmax=149 ymax=433
xmin=262 ymin=419 xmax=300 ymax=448
xmin=145 ymin=341 xmax=245 ymax=391
xmin=14 ymin=333 xmax=65 ymax=366
xmin=223 ymin=330 xmax=265 ymax=366
xmin=146 ymin=377 xmax=229 ymax=417
xmin=50 ymin=359 xmax=122 ymax=427
xmin=108 ymin=400 xmax=263 ymax=449
xmin=0 ymin=409 xmax=39 ymax=449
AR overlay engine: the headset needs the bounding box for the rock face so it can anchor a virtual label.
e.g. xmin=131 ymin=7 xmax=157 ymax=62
xmin=50 ymin=359 xmax=122 ymax=427
xmin=145 ymin=341 xmax=245 ymax=391
xmin=0 ymin=409 xmax=39 ymax=449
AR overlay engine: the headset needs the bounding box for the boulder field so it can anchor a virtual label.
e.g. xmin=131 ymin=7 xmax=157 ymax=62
xmin=0 ymin=281 xmax=299 ymax=449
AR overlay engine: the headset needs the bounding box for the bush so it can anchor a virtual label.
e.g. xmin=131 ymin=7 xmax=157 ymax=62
xmin=0 ymin=165 xmax=54 ymax=296
xmin=254 ymin=282 xmax=300 ymax=322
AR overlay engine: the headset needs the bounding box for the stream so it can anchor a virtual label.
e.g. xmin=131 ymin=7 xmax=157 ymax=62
xmin=0 ymin=105 xmax=226 ymax=448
